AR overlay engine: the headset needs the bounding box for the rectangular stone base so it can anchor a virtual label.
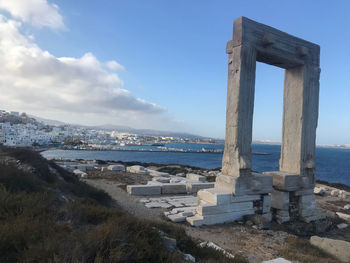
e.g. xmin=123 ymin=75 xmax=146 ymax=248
xmin=196 ymin=200 xmax=253 ymax=216
xmin=161 ymin=184 xmax=187 ymax=194
xmin=197 ymin=188 xmax=260 ymax=205
xmin=127 ymin=185 xmax=161 ymax=195
xmin=187 ymin=209 xmax=254 ymax=227
xmin=186 ymin=182 xmax=214 ymax=194
xmin=215 ymin=173 xmax=272 ymax=196
xmin=264 ymin=171 xmax=300 ymax=191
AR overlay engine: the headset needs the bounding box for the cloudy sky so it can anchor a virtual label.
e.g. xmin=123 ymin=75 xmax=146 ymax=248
xmin=0 ymin=0 xmax=349 ymax=144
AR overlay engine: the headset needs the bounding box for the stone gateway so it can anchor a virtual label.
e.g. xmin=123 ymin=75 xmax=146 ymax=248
xmin=187 ymin=17 xmax=322 ymax=226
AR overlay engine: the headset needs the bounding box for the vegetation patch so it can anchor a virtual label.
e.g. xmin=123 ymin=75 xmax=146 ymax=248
xmin=0 ymin=147 xmax=235 ymax=262
xmin=278 ymin=236 xmax=338 ymax=263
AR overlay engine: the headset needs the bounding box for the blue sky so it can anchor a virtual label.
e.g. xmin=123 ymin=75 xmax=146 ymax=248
xmin=0 ymin=1 xmax=349 ymax=144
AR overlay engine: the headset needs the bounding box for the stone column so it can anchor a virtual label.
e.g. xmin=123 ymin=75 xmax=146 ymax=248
xmin=221 ymin=44 xmax=257 ymax=178
xmin=280 ymin=65 xmax=320 ymax=187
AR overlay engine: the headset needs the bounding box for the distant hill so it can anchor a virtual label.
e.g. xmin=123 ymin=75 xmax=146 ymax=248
xmin=28 ymin=115 xmax=66 ymax=126
xmin=92 ymin=124 xmax=204 ymax=139
xmin=30 ymin=115 xmax=204 ymax=139
xmin=0 ymin=113 xmax=37 ymax=125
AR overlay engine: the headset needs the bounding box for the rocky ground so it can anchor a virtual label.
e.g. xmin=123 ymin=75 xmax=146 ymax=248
xmin=82 ymin=163 xmax=350 ymax=263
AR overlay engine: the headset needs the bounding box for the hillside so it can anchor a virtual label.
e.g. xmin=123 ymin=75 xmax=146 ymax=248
xmin=0 ymin=146 xmax=235 ymax=263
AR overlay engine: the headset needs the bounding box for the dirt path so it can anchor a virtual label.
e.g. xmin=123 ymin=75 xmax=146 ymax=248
xmin=83 ymin=179 xmax=164 ymax=221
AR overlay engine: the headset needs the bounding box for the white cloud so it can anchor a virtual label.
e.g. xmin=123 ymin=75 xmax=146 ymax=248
xmin=0 ymin=15 xmax=169 ymax=128
xmin=105 ymin=60 xmax=125 ymax=71
xmin=0 ymin=0 xmax=64 ymax=29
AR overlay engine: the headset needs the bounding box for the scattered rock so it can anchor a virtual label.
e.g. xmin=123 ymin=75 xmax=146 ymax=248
xmin=337 ymin=223 xmax=348 ymax=229
xmin=199 ymin=241 xmax=235 ymax=259
xmin=183 ymin=253 xmax=195 ymax=262
xmin=339 ymin=190 xmax=350 ymax=200
xmin=314 ymin=186 xmax=326 ymax=196
xmin=310 ymin=236 xmax=350 ymax=263
xmin=330 ymin=189 xmax=339 ymax=197
xmin=336 ymin=212 xmax=350 ymax=222
xmin=162 ymin=236 xmax=177 ymax=252
xmin=244 ymin=214 xmax=271 ymax=229
xmin=344 ymin=204 xmax=350 ymax=210
xmin=262 ymin=258 xmax=292 ymax=263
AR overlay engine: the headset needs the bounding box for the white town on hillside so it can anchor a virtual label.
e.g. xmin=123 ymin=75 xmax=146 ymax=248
xmin=0 ymin=110 xmax=220 ymax=149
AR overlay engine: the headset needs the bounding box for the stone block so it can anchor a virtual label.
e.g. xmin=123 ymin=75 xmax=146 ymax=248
xmin=264 ymin=171 xmax=299 ymax=191
xmin=196 ymin=200 xmax=253 ymax=216
xmin=186 ymin=182 xmax=214 ymax=193
xmin=107 ymin=164 xmax=125 ymax=171
xmin=127 ymin=165 xmax=149 ymax=174
xmin=300 ymin=212 xmax=326 ymax=223
xmin=187 ymin=209 xmax=255 ymax=226
xmin=271 ymin=190 xmax=289 ymax=210
xmin=293 ymin=188 xmax=314 ymax=196
xmin=167 ymin=214 xmax=187 ymax=222
xmin=152 ymin=177 xmax=170 ymax=183
xmin=276 ymin=215 xmax=290 ymax=224
xmin=147 ymin=181 xmax=163 ymax=185
xmin=148 ymin=169 xmax=170 ymax=177
xmin=127 ymin=185 xmax=161 ymax=195
xmin=197 ymin=188 xmax=233 ymax=205
xmin=310 ymin=236 xmax=350 ymax=263
xmin=161 ymin=184 xmax=187 ymax=194
xmin=215 ymin=173 xmax=272 ymax=196
xmin=186 ymin=173 xmax=206 ymax=182
xmin=262 ymin=194 xmax=271 ymax=213
xmin=231 ymin=194 xmax=261 ymax=202
xmin=298 ymin=194 xmax=316 ymax=211
xmin=261 ymin=212 xmax=272 ymax=222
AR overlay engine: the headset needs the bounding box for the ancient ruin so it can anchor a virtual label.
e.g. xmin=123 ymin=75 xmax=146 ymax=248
xmin=187 ymin=17 xmax=322 ymax=226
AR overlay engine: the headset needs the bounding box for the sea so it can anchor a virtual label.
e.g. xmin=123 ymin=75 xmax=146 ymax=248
xmin=41 ymin=143 xmax=350 ymax=186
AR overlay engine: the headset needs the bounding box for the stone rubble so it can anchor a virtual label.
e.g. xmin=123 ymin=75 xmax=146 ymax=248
xmin=199 ymin=241 xmax=235 ymax=259
xmin=137 ymin=195 xmax=198 ymax=222
xmin=126 ymin=166 xmax=214 ymax=196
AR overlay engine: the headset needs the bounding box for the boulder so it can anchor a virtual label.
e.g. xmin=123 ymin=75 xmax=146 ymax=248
xmin=330 ymin=189 xmax=339 ymax=197
xmin=336 ymin=212 xmax=350 ymax=222
xmin=314 ymin=187 xmax=326 ymax=196
xmin=344 ymin=204 xmax=350 ymax=210
xmin=310 ymin=236 xmax=350 ymax=263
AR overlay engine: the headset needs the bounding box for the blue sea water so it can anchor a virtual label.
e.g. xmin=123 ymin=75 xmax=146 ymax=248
xmin=41 ymin=143 xmax=350 ymax=186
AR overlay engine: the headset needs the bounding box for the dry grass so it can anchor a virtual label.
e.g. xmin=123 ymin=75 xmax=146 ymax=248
xmin=0 ymin=147 xmax=236 ymax=263
xmin=278 ymin=236 xmax=338 ymax=263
